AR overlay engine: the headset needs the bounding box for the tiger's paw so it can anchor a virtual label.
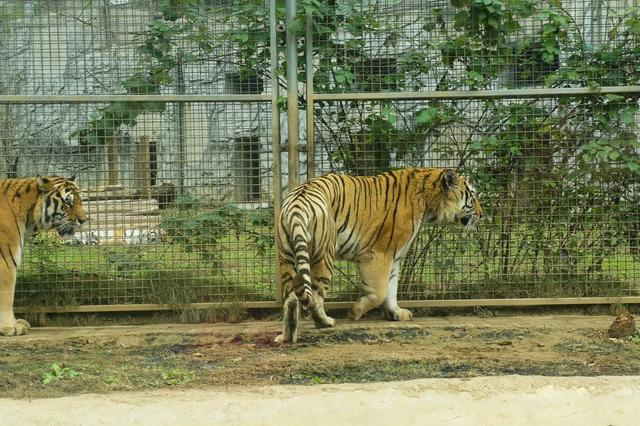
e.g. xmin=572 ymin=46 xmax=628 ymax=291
xmin=274 ymin=333 xmax=297 ymax=344
xmin=314 ymin=316 xmax=336 ymax=329
xmin=0 ymin=319 xmax=31 ymax=337
xmin=347 ymin=308 xmax=363 ymax=321
xmin=386 ymin=308 xmax=413 ymax=321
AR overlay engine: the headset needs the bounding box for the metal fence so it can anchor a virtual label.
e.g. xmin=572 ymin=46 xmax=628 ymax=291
xmin=1 ymin=0 xmax=638 ymax=313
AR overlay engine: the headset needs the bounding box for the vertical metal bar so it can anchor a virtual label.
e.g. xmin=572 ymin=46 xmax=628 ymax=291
xmin=176 ymin=54 xmax=186 ymax=195
xmin=305 ymin=9 xmax=314 ymax=180
xmin=271 ymin=0 xmax=283 ymax=304
xmin=137 ymin=135 xmax=151 ymax=197
xmin=285 ymin=0 xmax=299 ymax=189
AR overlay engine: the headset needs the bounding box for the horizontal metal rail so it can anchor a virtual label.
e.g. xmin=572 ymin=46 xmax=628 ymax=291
xmin=1 ymin=86 xmax=638 ymax=105
xmin=314 ymin=86 xmax=640 ymax=101
xmin=0 ymin=94 xmax=272 ymax=104
xmin=15 ymin=296 xmax=640 ymax=313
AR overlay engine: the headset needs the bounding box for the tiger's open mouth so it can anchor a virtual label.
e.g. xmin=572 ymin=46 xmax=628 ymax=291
xmin=56 ymin=222 xmax=81 ymax=237
xmin=460 ymin=215 xmax=478 ymax=230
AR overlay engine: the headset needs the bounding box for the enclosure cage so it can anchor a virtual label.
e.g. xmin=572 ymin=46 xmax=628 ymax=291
xmin=0 ymin=0 xmax=638 ymax=314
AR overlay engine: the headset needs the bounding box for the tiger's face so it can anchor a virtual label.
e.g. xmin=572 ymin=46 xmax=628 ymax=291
xmin=454 ymin=177 xmax=483 ymax=229
xmin=431 ymin=170 xmax=483 ymax=228
xmin=38 ymin=176 xmax=88 ymax=237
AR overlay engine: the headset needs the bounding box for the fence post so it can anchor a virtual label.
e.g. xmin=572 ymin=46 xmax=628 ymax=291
xmin=285 ymin=0 xmax=299 ymax=190
xmin=271 ymin=0 xmax=283 ymax=305
xmin=305 ymin=9 xmax=314 ymax=180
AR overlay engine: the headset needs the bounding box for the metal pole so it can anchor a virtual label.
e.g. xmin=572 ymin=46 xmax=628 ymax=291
xmin=176 ymin=54 xmax=186 ymax=195
xmin=285 ymin=0 xmax=299 ymax=189
xmin=270 ymin=0 xmax=283 ymax=304
xmin=305 ymin=9 xmax=314 ymax=180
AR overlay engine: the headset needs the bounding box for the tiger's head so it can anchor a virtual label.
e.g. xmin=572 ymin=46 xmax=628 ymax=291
xmin=430 ymin=169 xmax=483 ymax=229
xmin=36 ymin=175 xmax=87 ymax=237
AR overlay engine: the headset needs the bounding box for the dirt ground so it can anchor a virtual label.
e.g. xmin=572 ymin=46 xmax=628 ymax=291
xmin=1 ymin=314 xmax=640 ymax=424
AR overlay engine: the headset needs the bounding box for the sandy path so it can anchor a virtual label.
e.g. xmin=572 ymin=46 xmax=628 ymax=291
xmin=2 ymin=375 xmax=639 ymax=425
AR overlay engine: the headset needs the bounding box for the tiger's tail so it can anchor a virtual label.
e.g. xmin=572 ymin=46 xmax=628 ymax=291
xmin=289 ymin=214 xmax=315 ymax=310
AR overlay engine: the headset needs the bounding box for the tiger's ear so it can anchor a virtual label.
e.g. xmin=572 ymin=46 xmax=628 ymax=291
xmin=442 ymin=170 xmax=458 ymax=192
xmin=69 ymin=175 xmax=76 ymax=182
xmin=36 ymin=175 xmax=49 ymax=192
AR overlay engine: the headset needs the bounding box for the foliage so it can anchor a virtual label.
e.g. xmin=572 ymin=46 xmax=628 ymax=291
xmin=27 ymin=232 xmax=65 ymax=274
xmin=211 ymin=0 xmax=640 ymax=291
xmin=161 ymin=198 xmax=245 ymax=267
xmin=20 ymin=1 xmax=637 ymax=303
xmin=106 ymin=248 xmax=149 ymax=276
xmin=160 ymin=195 xmax=274 ymax=267
xmin=161 ymin=369 xmax=195 ymax=385
xmin=42 ymin=363 xmax=81 ymax=384
xmin=73 ymin=0 xmax=214 ymax=146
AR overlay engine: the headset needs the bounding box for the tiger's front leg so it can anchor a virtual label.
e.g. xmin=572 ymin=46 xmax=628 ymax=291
xmin=349 ymin=254 xmax=393 ymax=320
xmin=0 ymin=266 xmax=30 ymax=337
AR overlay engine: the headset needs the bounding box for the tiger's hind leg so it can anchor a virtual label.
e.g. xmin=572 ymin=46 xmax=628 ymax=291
xmin=383 ymin=259 xmax=413 ymax=321
xmin=310 ymin=259 xmax=335 ymax=329
xmin=274 ymin=291 xmax=300 ymax=344
xmin=348 ymin=254 xmax=392 ymax=321
xmin=0 ymin=257 xmax=30 ymax=337
xmin=274 ymin=268 xmax=301 ymax=344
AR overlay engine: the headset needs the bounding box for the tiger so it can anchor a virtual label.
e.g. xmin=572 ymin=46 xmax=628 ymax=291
xmin=274 ymin=167 xmax=483 ymax=343
xmin=0 ymin=175 xmax=87 ymax=336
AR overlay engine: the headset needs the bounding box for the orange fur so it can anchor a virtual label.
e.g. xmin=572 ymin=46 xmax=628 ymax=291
xmin=0 ymin=176 xmax=87 ymax=336
xmin=275 ymin=168 xmax=483 ymax=343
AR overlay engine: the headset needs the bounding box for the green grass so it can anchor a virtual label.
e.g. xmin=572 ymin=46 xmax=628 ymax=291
xmin=13 ymin=224 xmax=640 ymax=310
xmin=16 ymin=231 xmax=277 ymax=309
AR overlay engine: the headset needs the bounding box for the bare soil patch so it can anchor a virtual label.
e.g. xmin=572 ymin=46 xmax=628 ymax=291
xmin=1 ymin=315 xmax=639 ymax=399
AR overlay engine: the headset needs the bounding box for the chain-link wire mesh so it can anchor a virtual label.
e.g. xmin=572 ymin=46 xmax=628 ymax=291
xmin=0 ymin=1 xmax=273 ymax=96
xmin=311 ymin=0 xmax=640 ymax=93
xmin=0 ymin=0 xmax=638 ymax=311
xmin=312 ymin=97 xmax=639 ymax=302
xmin=306 ymin=0 xmax=640 ymax=305
xmin=1 ymin=1 xmax=277 ymax=310
xmin=10 ymin=99 xmax=277 ymax=308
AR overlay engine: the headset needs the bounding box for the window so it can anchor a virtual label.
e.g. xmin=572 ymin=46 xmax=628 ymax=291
xmin=233 ymin=137 xmax=261 ymax=202
xmin=225 ymin=72 xmax=264 ymax=95
xmin=356 ymin=57 xmax=399 ymax=92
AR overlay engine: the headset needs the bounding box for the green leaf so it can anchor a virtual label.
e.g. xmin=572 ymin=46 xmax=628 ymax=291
xmin=626 ymin=162 xmax=640 ymax=172
xmin=231 ymin=32 xmax=250 ymax=43
xmin=288 ymin=18 xmax=305 ymax=33
xmin=621 ymin=112 xmax=635 ymax=125
xmin=453 ymin=11 xmax=469 ymax=30
xmin=605 ymin=94 xmax=625 ymax=102
xmin=381 ymin=105 xmax=397 ymax=125
xmin=416 ymin=107 xmax=439 ymax=125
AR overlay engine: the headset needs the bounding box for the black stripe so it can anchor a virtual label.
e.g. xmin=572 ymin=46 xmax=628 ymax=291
xmin=7 ymin=246 xmax=17 ymax=268
xmin=385 ymin=181 xmax=403 ymax=253
xmin=297 ymin=267 xmax=310 ymax=276
xmin=1 ymin=179 xmax=13 ymax=196
xmin=0 ymin=247 xmax=10 ymax=268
